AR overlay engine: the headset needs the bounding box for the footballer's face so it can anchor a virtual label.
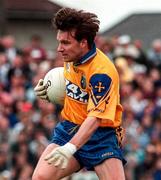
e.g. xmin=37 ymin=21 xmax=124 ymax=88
xmin=57 ymin=30 xmax=88 ymax=63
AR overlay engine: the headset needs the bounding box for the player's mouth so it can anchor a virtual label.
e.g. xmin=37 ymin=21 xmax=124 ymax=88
xmin=62 ymin=53 xmax=67 ymax=56
xmin=62 ymin=54 xmax=68 ymax=59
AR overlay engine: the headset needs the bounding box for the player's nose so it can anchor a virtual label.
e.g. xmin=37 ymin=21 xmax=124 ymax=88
xmin=57 ymin=44 xmax=64 ymax=52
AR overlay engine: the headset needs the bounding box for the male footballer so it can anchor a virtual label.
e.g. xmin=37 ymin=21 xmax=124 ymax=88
xmin=33 ymin=7 xmax=126 ymax=180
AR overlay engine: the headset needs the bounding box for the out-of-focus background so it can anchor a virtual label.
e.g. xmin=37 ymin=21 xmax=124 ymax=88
xmin=0 ymin=0 xmax=161 ymax=179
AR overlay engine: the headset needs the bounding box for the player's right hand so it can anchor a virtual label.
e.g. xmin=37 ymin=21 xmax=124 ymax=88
xmin=34 ymin=79 xmax=48 ymax=100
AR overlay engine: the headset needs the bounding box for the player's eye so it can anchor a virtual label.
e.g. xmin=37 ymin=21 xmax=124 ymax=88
xmin=60 ymin=40 xmax=71 ymax=45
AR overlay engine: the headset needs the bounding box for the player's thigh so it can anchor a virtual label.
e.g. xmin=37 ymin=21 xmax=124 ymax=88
xmin=32 ymin=143 xmax=81 ymax=180
xmin=94 ymin=158 xmax=125 ymax=180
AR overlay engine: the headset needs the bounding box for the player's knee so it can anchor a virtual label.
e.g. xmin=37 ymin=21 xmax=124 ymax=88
xmin=32 ymin=172 xmax=49 ymax=180
xmin=32 ymin=171 xmax=61 ymax=180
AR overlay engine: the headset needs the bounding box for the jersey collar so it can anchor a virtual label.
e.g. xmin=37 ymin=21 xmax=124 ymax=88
xmin=74 ymin=43 xmax=97 ymax=66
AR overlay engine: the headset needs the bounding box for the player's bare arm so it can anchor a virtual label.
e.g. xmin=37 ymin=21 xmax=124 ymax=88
xmin=69 ymin=116 xmax=100 ymax=149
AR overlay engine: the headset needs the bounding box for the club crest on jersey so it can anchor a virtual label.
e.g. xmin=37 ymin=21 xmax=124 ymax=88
xmin=89 ymin=74 xmax=112 ymax=106
xmin=66 ymin=79 xmax=88 ymax=103
xmin=81 ymin=75 xmax=86 ymax=89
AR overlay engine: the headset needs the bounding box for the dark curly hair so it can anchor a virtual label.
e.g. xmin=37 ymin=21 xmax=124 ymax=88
xmin=53 ymin=8 xmax=100 ymax=48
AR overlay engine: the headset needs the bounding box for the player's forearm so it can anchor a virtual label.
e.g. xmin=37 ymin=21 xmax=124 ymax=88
xmin=69 ymin=116 xmax=100 ymax=149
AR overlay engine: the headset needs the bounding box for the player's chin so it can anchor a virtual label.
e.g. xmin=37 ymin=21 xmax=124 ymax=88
xmin=63 ymin=57 xmax=73 ymax=62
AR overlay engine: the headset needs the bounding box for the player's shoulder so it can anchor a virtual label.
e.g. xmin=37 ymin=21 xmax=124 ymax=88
xmin=96 ymin=48 xmax=113 ymax=64
xmin=90 ymin=49 xmax=117 ymax=74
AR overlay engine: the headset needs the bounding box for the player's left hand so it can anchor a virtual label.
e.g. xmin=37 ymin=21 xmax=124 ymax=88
xmin=44 ymin=143 xmax=77 ymax=169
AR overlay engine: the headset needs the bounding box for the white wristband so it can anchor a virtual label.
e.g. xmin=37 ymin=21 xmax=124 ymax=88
xmin=64 ymin=143 xmax=77 ymax=154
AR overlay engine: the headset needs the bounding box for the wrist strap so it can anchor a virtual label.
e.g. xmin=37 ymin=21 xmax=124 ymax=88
xmin=64 ymin=143 xmax=77 ymax=154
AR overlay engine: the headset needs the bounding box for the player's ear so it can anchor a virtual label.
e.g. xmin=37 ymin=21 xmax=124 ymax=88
xmin=80 ymin=39 xmax=88 ymax=48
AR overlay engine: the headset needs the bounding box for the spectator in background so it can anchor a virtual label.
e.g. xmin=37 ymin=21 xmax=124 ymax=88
xmin=0 ymin=51 xmax=10 ymax=86
xmin=113 ymin=35 xmax=150 ymax=72
xmin=95 ymin=35 xmax=114 ymax=60
xmin=11 ymin=130 xmax=35 ymax=180
xmin=9 ymin=71 xmax=26 ymax=101
xmin=113 ymin=34 xmax=138 ymax=59
xmin=1 ymin=35 xmax=22 ymax=64
xmin=7 ymin=55 xmax=27 ymax=83
xmin=133 ymin=39 xmax=150 ymax=69
xmin=0 ymin=143 xmax=9 ymax=174
xmin=0 ymin=115 xmax=11 ymax=145
xmin=115 ymin=57 xmax=134 ymax=84
xmin=23 ymin=34 xmax=47 ymax=64
xmin=147 ymin=39 xmax=161 ymax=69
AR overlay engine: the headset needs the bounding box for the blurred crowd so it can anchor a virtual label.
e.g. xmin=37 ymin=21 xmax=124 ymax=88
xmin=0 ymin=34 xmax=161 ymax=180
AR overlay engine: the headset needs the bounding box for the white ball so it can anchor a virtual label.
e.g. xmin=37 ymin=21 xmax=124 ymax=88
xmin=43 ymin=67 xmax=65 ymax=105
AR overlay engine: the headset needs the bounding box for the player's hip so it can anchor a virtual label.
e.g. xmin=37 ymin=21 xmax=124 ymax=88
xmin=51 ymin=120 xmax=123 ymax=149
xmin=51 ymin=120 xmax=126 ymax=170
